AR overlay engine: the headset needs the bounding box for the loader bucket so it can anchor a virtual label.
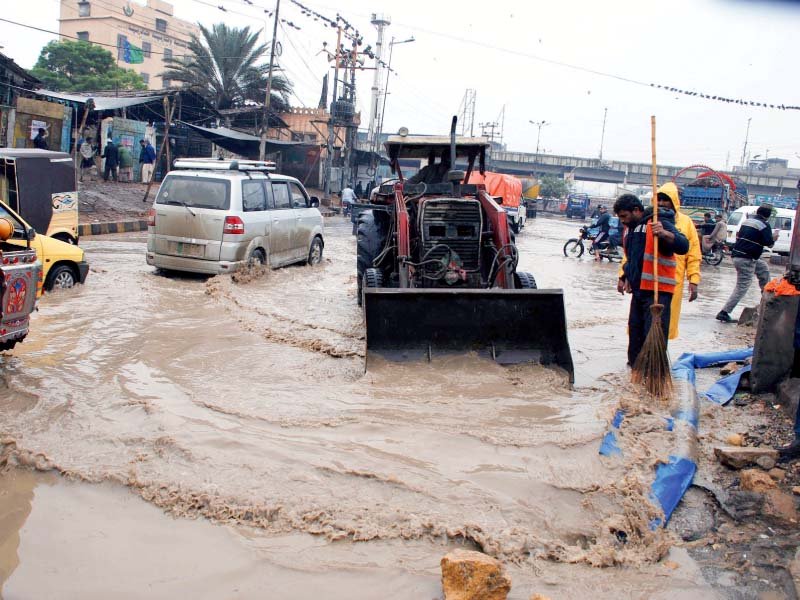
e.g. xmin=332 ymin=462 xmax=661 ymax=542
xmin=364 ymin=288 xmax=575 ymax=383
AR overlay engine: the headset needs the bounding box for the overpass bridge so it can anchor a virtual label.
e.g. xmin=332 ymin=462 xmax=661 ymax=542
xmin=485 ymin=150 xmax=798 ymax=197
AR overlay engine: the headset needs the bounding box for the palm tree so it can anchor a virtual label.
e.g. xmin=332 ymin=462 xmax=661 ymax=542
xmin=162 ymin=23 xmax=292 ymax=112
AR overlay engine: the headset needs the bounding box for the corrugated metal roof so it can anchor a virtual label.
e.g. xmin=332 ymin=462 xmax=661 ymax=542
xmin=32 ymin=89 xmax=167 ymax=110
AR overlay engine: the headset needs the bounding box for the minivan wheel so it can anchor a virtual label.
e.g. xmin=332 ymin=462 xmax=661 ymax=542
xmin=248 ymin=248 xmax=266 ymax=266
xmin=307 ymin=237 xmax=323 ymax=265
xmin=46 ymin=265 xmax=77 ymax=291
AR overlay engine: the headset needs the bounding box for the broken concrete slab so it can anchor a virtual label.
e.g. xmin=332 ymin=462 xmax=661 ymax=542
xmin=738 ymin=306 xmax=759 ymax=326
xmin=441 ymin=549 xmax=511 ymax=600
xmin=714 ymin=446 xmax=779 ymax=469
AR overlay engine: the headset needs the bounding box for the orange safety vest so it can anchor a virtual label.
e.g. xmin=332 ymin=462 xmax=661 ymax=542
xmin=640 ymin=222 xmax=677 ymax=294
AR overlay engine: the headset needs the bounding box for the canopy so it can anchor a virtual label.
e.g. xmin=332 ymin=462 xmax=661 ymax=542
xmin=32 ymin=89 xmax=166 ymax=111
xmin=183 ymin=123 xmax=314 ymax=159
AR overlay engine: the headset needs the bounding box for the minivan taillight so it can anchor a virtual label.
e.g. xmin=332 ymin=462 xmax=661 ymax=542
xmin=147 ymin=208 xmax=156 ymax=227
xmin=224 ymin=216 xmax=245 ymax=235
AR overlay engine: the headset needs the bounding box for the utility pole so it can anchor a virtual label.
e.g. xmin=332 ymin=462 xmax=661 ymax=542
xmin=259 ymin=0 xmax=281 ymax=161
xmin=599 ymin=107 xmax=608 ymax=162
xmin=324 ymin=26 xmax=342 ymax=200
xmin=740 ymin=117 xmax=752 ymax=169
xmin=367 ymin=14 xmax=390 ymax=152
xmin=497 ymin=105 xmax=505 ymax=146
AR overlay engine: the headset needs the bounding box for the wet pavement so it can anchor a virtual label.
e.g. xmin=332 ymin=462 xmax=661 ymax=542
xmin=0 ymin=216 xmax=779 ymax=598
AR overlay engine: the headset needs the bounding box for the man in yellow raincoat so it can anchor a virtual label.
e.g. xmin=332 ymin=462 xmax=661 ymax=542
xmin=656 ymin=182 xmax=701 ymax=339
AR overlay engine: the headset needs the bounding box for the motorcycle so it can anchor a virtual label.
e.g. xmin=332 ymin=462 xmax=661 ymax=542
xmin=563 ymin=226 xmax=623 ymax=262
xmin=701 ymin=241 xmax=725 ymax=266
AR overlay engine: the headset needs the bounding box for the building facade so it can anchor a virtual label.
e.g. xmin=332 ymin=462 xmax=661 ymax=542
xmin=59 ymin=0 xmax=199 ymax=90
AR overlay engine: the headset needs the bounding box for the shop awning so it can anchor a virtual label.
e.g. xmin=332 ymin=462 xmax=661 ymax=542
xmin=183 ymin=123 xmax=315 ymax=158
xmin=32 ymin=89 xmax=167 ymax=110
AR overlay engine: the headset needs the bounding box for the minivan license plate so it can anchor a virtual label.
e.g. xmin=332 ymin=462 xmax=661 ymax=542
xmin=171 ymin=241 xmax=204 ymax=257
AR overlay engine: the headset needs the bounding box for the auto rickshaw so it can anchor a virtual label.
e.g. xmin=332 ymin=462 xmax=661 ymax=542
xmin=0 ymin=148 xmax=79 ymax=244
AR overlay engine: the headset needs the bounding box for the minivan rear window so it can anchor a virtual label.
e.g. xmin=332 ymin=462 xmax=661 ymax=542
xmin=156 ymin=177 xmax=230 ymax=210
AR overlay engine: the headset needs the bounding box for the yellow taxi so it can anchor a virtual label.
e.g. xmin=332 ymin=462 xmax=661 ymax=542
xmin=0 ymin=200 xmax=88 ymax=296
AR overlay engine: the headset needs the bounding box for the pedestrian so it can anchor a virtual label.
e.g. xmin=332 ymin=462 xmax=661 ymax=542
xmin=615 ymin=193 xmax=690 ymax=367
xmin=33 ymin=127 xmax=48 ymax=150
xmin=101 ymin=138 xmax=119 ymax=182
xmin=354 ymin=180 xmax=364 ymax=199
xmin=657 ymin=183 xmax=701 ymax=340
xmin=139 ymin=139 xmax=156 ymax=183
xmin=79 ymin=137 xmax=96 ymax=182
xmin=118 ymin=143 xmax=134 ymax=182
xmin=340 ymin=183 xmax=356 ymax=216
xmin=716 ymin=204 xmax=777 ymax=323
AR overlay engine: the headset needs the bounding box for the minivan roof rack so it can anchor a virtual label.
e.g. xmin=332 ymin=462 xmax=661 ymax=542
xmin=173 ymin=158 xmax=277 ymax=172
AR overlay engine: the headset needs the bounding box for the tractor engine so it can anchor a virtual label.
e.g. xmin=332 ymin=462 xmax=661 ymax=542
xmin=417 ymin=198 xmax=484 ymax=287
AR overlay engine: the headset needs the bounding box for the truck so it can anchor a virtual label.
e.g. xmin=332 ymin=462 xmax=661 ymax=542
xmin=467 ymin=171 xmax=526 ymax=233
xmin=0 ymin=214 xmax=41 ymax=351
xmin=673 ymin=165 xmax=748 ymax=223
xmin=565 ymin=193 xmax=590 ymax=219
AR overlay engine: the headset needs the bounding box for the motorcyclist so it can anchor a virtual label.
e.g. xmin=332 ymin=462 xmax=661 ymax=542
xmin=592 ymin=205 xmax=612 ymax=261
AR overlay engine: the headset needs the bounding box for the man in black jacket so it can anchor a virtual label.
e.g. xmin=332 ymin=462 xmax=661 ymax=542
xmin=614 ymin=194 xmax=690 ymax=367
xmin=716 ymin=205 xmax=776 ymax=322
xmin=102 ymin=139 xmax=119 ymax=182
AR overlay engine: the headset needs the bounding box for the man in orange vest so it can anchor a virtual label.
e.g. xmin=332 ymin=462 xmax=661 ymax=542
xmin=614 ymin=194 xmax=690 ymax=367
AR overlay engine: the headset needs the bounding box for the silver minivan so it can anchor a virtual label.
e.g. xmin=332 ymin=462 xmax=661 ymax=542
xmin=146 ymin=160 xmax=324 ymax=274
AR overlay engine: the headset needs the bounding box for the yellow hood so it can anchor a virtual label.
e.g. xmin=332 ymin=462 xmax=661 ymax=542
xmin=657 ymin=182 xmax=681 ymax=212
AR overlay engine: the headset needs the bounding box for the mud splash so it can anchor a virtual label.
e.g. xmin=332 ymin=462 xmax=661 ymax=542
xmin=0 ymin=218 xmax=775 ymax=596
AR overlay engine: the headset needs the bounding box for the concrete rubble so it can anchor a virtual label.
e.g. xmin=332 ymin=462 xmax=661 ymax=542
xmin=714 ymin=446 xmax=779 ymax=470
xmin=440 ymin=549 xmax=511 ymax=600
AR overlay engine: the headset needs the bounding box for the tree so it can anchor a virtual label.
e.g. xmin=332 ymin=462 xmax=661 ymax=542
xmin=161 ymin=23 xmax=292 ymax=112
xmin=29 ymin=40 xmax=146 ymax=92
xmin=539 ymin=174 xmax=570 ymax=199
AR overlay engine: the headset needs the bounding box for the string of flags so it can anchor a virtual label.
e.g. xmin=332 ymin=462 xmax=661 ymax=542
xmin=649 ymin=83 xmax=800 ymax=111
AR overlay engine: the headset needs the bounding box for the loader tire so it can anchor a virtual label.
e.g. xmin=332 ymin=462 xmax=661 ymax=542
xmin=514 ymin=271 xmax=538 ymax=289
xmin=364 ymin=268 xmax=383 ymax=289
xmin=356 ymin=210 xmax=386 ymax=306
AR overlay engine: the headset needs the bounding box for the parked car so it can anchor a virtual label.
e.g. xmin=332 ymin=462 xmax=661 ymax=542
xmin=0 ymin=215 xmax=41 ymax=351
xmin=146 ymin=159 xmax=324 ymax=274
xmin=0 ymin=200 xmax=88 ymax=295
xmin=726 ymin=205 xmax=793 ymax=255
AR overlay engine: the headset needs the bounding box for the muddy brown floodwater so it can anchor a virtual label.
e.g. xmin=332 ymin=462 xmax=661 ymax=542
xmin=0 ymin=216 xmax=777 ymax=599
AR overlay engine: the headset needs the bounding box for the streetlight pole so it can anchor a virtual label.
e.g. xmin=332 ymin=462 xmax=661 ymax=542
xmin=740 ymin=117 xmax=752 ymax=169
xmin=599 ymin=107 xmax=608 ymax=162
xmin=529 ymin=119 xmax=548 ymax=163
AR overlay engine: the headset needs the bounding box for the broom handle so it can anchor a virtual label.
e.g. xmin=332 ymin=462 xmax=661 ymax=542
xmin=650 ymin=115 xmax=659 ymax=298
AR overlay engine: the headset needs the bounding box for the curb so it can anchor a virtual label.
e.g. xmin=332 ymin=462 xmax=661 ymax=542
xmin=78 ymin=220 xmax=149 ymax=237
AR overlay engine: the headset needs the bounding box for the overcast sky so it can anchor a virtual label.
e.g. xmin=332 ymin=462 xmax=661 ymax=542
xmin=2 ymin=0 xmax=799 ymax=169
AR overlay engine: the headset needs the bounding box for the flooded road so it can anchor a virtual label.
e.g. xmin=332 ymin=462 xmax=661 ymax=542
xmin=0 ymin=216 xmax=773 ymax=598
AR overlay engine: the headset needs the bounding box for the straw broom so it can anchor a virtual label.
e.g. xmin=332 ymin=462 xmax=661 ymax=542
xmin=632 ymin=116 xmax=673 ymax=399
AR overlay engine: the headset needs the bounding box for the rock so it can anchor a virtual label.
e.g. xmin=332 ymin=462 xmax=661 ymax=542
xmin=714 ymin=446 xmax=779 ymax=469
xmin=739 ymin=469 xmax=777 ymax=493
xmin=756 ymin=455 xmax=777 ymax=470
xmin=769 ymin=468 xmax=787 ymax=481
xmin=764 ymin=489 xmax=800 ymax=525
xmin=441 ymin=549 xmax=511 ymax=600
xmin=726 ymin=433 xmax=744 ymax=446
xmin=530 ymin=595 xmax=552 ymax=600
xmin=737 ymin=306 xmax=759 ymax=326
xmin=720 ymin=362 xmax=740 ymax=376
xmin=778 ymin=378 xmax=800 ymax=420
xmin=790 ymin=549 xmax=800 ymax=598
xmin=793 ymin=487 xmax=800 ymax=496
